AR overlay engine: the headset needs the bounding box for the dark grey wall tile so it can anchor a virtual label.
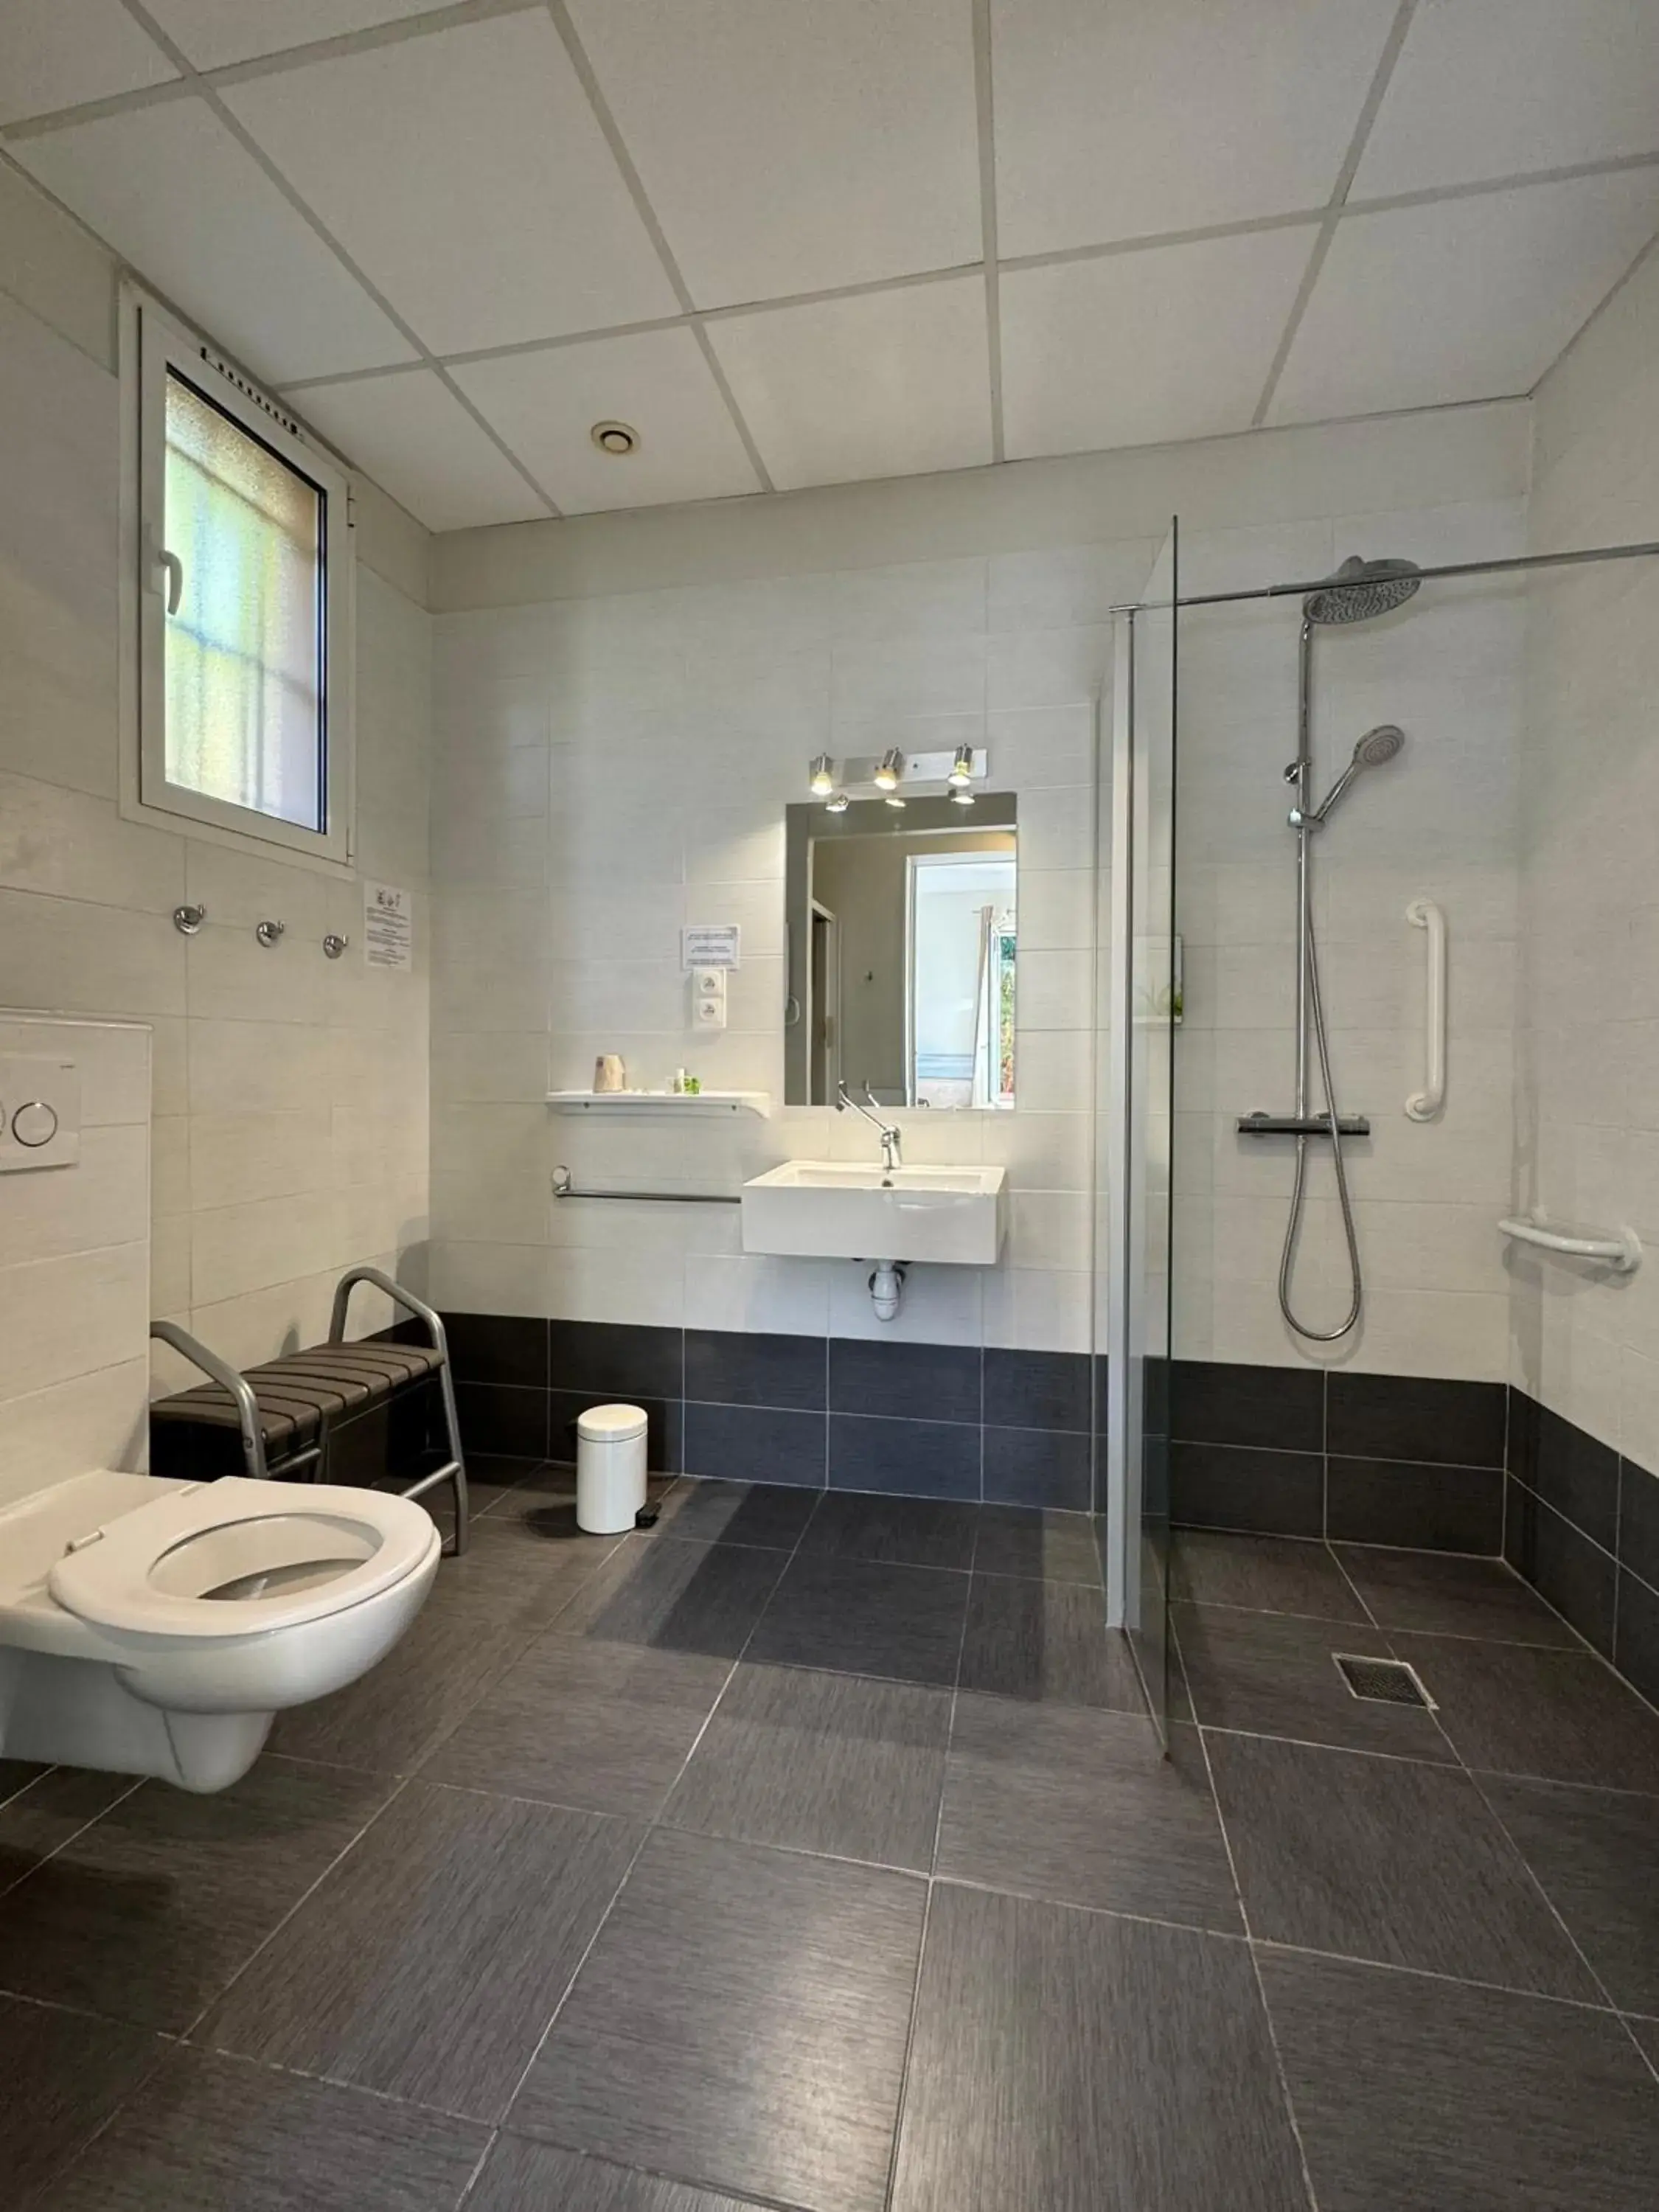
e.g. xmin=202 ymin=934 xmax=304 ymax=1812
xmin=1507 ymin=1385 xmax=1540 ymax=1485
xmin=49 ymin=2047 xmax=488 ymax=2212
xmin=983 ymin=1348 xmax=1091 ymax=1433
xmin=829 ymin=1337 xmax=980 ymax=1423
xmin=982 ymin=1425 xmax=1091 ymax=1512
xmin=1171 ymin=1441 xmax=1324 ymax=1537
xmin=1326 ymin=1372 xmax=1505 ymax=1469
xmin=830 ymin=1413 xmax=981 ymax=1501
xmin=0 ymin=1990 xmax=164 ymax=2211
xmin=454 ymin=1380 xmax=547 ymax=1461
xmin=1613 ymin=1567 xmax=1659 ymax=1710
xmin=1531 ymin=1402 xmax=1620 ymax=1552
xmin=551 ymin=1320 xmax=684 ymax=1402
xmin=1503 ymin=1486 xmax=1617 ymax=1656
xmin=1172 ymin=1359 xmax=1324 ymax=1452
xmin=1617 ymin=1455 xmax=1659 ymax=1590
xmin=686 ymin=1329 xmax=824 ymax=1411
xmin=1325 ymin=1456 xmax=1503 ymax=1554
xmin=549 ymin=1388 xmax=675 ymax=1472
xmin=682 ymin=1402 xmax=826 ymax=1486
xmin=200 ymin=1783 xmax=642 ymax=2122
xmin=442 ymin=1311 xmax=547 ymax=1390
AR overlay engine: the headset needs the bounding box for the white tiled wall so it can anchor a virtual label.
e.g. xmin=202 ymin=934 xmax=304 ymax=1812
xmin=1513 ymin=240 xmax=1659 ymax=1467
xmin=1174 ymin=501 xmax=1527 ymax=1381
xmin=428 ymin=403 xmax=1529 ymax=1363
xmin=0 ymin=1018 xmax=150 ymax=1509
xmin=0 ymin=181 xmax=434 ymax=1402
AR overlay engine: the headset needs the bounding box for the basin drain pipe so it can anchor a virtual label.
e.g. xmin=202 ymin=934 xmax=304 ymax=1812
xmin=869 ymin=1260 xmax=906 ymax=1322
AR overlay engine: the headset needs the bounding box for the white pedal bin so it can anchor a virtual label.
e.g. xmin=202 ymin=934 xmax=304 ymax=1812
xmin=576 ymin=1403 xmax=649 ymax=1534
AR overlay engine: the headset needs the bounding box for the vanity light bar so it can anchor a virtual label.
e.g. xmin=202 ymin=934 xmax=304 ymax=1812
xmin=808 ymin=747 xmax=990 ymax=801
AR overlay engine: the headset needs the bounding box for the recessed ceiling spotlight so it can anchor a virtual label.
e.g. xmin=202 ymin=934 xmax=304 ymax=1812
xmin=874 ymin=748 xmax=903 ymax=793
xmin=809 ymin=753 xmax=835 ymax=797
xmin=591 ymin=420 xmax=639 ymax=456
xmin=825 ymin=790 xmax=851 ymax=813
xmin=947 ymin=742 xmax=975 ymax=789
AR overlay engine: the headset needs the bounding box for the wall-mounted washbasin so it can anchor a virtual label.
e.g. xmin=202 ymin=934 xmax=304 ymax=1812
xmin=742 ymin=1161 xmax=1008 ymax=1266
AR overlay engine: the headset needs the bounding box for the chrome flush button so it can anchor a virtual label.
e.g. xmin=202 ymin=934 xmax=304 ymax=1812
xmin=12 ymin=1101 xmax=58 ymax=1147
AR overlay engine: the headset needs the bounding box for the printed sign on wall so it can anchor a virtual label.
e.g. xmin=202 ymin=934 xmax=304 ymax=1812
xmin=364 ymin=882 xmax=413 ymax=970
xmin=681 ymin=924 xmax=740 ymax=970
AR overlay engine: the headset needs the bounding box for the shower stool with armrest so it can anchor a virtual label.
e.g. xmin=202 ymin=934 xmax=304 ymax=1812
xmin=148 ymin=1266 xmax=468 ymax=1554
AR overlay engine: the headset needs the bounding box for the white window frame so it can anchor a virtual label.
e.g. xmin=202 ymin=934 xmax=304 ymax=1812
xmin=119 ymin=285 xmax=355 ymax=869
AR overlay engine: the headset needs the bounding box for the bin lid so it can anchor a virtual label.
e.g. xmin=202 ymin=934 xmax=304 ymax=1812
xmin=577 ymin=1402 xmax=649 ymax=1442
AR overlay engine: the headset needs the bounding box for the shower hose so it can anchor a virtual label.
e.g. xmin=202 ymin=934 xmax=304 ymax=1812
xmin=1279 ymin=902 xmax=1363 ymax=1342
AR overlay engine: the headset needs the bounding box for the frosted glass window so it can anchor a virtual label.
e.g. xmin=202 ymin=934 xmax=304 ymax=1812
xmin=163 ymin=372 xmax=326 ymax=832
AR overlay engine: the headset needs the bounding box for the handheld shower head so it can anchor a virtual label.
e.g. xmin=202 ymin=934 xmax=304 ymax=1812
xmin=1302 ymin=726 xmax=1405 ymax=824
xmin=1304 ymin=555 xmax=1422 ymax=625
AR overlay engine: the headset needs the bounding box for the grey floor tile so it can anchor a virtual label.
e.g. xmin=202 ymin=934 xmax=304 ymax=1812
xmin=972 ymin=1503 xmax=1103 ymax=1585
xmin=1260 ymin=1948 xmax=1659 ymax=2211
xmin=937 ymin=1695 xmax=1241 ymax=1932
xmin=651 ymin=1478 xmax=818 ymax=1551
xmin=0 ymin=1989 xmax=166 ymax=2211
xmin=470 ymin=2138 xmax=770 ymax=2210
xmin=891 ymin=1883 xmax=1307 ymax=2211
xmin=421 ymin=1635 xmax=731 ymax=1818
xmin=0 ymin=1756 xmax=392 ymax=2032
xmin=512 ymin=1829 xmax=925 ymax=2212
xmin=465 ymin=1467 xmax=671 ymax=1551
xmin=1482 ymin=1775 xmax=1659 ymax=2014
xmin=664 ymin=1662 xmax=950 ymax=1870
xmin=1169 ymin=1530 xmax=1366 ymax=1621
xmin=1391 ymin=1633 xmax=1659 ymax=1791
xmin=557 ymin=1537 xmax=786 ymax=1659
xmin=1172 ymin=1604 xmax=1453 ymax=1759
xmin=748 ymin=1554 xmax=969 ymax=1686
xmin=800 ymin=1489 xmax=979 ymax=1570
xmin=1334 ymin=1544 xmax=1580 ymax=1644
xmin=273 ymin=1526 xmax=611 ymax=1772
xmin=958 ymin=1573 xmax=1146 ymax=1711
xmin=0 ymin=1767 xmax=137 ymax=1897
xmin=1207 ymin=1732 xmax=1598 ymax=1998
xmin=1628 ymin=2015 xmax=1659 ymax=2068
xmin=199 ymin=1781 xmax=641 ymax=2121
xmin=46 ymin=2047 xmax=487 ymax=2211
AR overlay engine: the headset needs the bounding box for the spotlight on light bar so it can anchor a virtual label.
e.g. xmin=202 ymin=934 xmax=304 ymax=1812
xmin=950 ymin=785 xmax=975 ymax=807
xmin=809 ymin=753 xmax=835 ymax=797
xmin=947 ymin=743 xmax=975 ymax=790
xmin=873 ymin=748 xmax=902 ymax=793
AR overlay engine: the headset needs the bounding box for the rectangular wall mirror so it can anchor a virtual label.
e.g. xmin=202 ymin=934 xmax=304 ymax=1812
xmin=785 ymin=793 xmax=1018 ymax=1108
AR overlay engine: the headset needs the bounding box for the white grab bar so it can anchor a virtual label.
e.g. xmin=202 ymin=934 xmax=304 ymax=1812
xmin=1499 ymin=1211 xmax=1641 ymax=1273
xmin=1405 ymin=898 xmax=1445 ymax=1121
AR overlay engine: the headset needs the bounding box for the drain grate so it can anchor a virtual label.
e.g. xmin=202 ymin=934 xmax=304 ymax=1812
xmin=1332 ymin=1652 xmax=1436 ymax=1709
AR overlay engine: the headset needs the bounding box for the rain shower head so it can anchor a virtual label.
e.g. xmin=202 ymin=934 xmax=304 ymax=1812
xmin=1303 ymin=555 xmax=1422 ymax=625
xmin=1305 ymin=725 xmax=1405 ymax=823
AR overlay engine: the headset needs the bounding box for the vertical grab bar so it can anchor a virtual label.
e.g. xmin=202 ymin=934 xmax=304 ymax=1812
xmin=1405 ymin=898 xmax=1446 ymax=1121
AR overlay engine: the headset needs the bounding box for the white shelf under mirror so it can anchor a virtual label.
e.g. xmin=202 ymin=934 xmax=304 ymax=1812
xmin=546 ymin=1091 xmax=771 ymax=1118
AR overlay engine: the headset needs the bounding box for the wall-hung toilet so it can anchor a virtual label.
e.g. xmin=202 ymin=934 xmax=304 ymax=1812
xmin=0 ymin=1470 xmax=440 ymax=1792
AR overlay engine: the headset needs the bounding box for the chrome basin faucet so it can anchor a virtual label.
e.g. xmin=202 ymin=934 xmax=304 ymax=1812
xmin=837 ymin=1079 xmax=902 ymax=1172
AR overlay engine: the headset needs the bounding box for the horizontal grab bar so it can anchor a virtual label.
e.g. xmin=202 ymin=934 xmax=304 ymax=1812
xmin=552 ymin=1166 xmax=740 ymax=1205
xmin=1499 ymin=1213 xmax=1641 ymax=1273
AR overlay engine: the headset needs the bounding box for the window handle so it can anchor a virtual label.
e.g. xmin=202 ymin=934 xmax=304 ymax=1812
xmin=158 ymin=546 xmax=184 ymax=616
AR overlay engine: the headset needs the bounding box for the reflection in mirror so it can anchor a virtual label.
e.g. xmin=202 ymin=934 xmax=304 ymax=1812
xmin=785 ymin=794 xmax=1018 ymax=1108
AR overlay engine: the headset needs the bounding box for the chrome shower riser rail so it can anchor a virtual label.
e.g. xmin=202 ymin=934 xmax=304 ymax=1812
xmin=1111 ymin=535 xmax=1659 ymax=615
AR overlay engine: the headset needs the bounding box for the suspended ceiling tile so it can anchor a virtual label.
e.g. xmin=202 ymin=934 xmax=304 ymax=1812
xmin=142 ymin=0 xmax=460 ymax=72
xmin=566 ymin=0 xmax=981 ymax=307
xmin=990 ymin=0 xmax=1392 ymax=260
xmin=1354 ymin=0 xmax=1659 ymax=199
xmin=0 ymin=0 xmax=176 ymax=126
xmin=15 ymin=97 xmax=414 ymax=383
xmin=706 ymin=278 xmax=992 ymax=493
xmin=453 ymin=327 xmax=762 ymax=515
xmin=1269 ymin=171 xmax=1659 ymax=425
xmin=222 ymin=13 xmax=679 ymax=354
xmin=295 ymin=367 xmax=548 ymax=531
xmin=1000 ymin=228 xmax=1319 ymax=461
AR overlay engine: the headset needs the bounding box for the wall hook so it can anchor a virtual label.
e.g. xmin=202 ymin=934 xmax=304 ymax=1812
xmin=172 ymin=904 xmax=206 ymax=936
xmin=322 ymin=933 xmax=349 ymax=960
xmin=254 ymin=919 xmax=285 ymax=947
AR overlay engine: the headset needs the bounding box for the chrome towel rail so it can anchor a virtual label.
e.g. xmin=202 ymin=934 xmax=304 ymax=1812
xmin=552 ymin=1166 xmax=740 ymax=1205
xmin=1499 ymin=1211 xmax=1641 ymax=1273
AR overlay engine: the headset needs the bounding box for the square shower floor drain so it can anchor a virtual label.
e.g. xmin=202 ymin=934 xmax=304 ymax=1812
xmin=1332 ymin=1652 xmax=1437 ymax=1709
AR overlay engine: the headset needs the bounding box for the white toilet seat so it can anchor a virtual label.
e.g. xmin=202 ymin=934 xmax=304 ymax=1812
xmin=47 ymin=1476 xmax=438 ymax=1644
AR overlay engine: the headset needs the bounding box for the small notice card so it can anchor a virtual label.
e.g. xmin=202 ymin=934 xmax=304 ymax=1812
xmin=681 ymin=924 xmax=740 ymax=970
xmin=364 ymin=881 xmax=413 ymax=970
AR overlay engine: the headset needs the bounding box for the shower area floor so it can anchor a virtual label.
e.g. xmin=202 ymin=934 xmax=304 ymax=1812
xmin=1 ymin=1475 xmax=1656 ymax=2208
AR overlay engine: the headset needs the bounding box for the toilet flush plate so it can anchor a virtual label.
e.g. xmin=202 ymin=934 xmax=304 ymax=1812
xmin=0 ymin=1056 xmax=79 ymax=1172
